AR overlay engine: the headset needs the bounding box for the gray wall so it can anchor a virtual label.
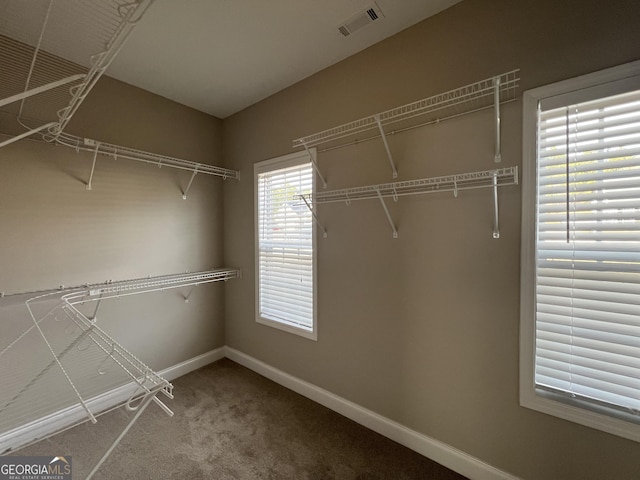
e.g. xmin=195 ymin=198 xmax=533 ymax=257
xmin=222 ymin=0 xmax=640 ymax=479
xmin=0 ymin=76 xmax=227 ymax=370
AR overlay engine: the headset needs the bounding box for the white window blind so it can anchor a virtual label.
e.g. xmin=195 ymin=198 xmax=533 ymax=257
xmin=256 ymin=159 xmax=314 ymax=333
xmin=535 ymin=88 xmax=640 ymax=418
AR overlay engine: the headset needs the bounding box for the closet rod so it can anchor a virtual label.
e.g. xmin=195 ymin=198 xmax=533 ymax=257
xmin=53 ymin=133 xmax=240 ymax=180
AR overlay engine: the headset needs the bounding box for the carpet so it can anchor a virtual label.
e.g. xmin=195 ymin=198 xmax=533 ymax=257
xmin=15 ymin=359 xmax=468 ymax=480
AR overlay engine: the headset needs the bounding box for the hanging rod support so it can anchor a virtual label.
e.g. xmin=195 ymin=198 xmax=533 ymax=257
xmin=182 ymin=167 xmax=198 ymax=199
xmin=376 ymin=189 xmax=398 ymax=238
xmin=0 ymin=74 xmax=86 ymax=109
xmin=0 ymin=122 xmax=57 ymax=149
xmin=494 ymin=76 xmax=502 ymax=163
xmin=301 ymin=195 xmax=328 ymax=238
xmin=86 ymin=142 xmax=100 ymax=190
xmin=374 ymin=114 xmax=398 ymax=178
xmin=304 ymin=144 xmax=327 ymax=189
xmin=492 ymin=171 xmax=500 ymax=238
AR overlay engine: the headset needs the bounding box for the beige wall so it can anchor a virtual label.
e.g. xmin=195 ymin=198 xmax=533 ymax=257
xmin=0 ymin=76 xmax=227 ymax=370
xmin=222 ymin=0 xmax=640 ymax=479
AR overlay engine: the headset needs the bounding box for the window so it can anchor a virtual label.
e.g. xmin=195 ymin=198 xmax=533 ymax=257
xmin=254 ymin=150 xmax=317 ymax=340
xmin=520 ymin=61 xmax=640 ymax=442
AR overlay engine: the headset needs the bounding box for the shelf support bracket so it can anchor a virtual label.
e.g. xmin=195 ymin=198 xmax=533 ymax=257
xmin=492 ymin=171 xmax=500 ymax=238
xmin=182 ymin=167 xmax=198 ymax=199
xmin=301 ymin=195 xmax=327 ymax=238
xmin=86 ymin=143 xmax=100 ymax=190
xmin=374 ymin=114 xmax=398 ymax=178
xmin=493 ymin=76 xmax=502 ymax=163
xmin=304 ymin=144 xmax=327 ymax=189
xmin=376 ymin=189 xmax=398 ymax=238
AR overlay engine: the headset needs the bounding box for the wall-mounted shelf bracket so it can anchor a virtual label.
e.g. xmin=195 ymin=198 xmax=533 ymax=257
xmin=492 ymin=171 xmax=500 ymax=238
xmin=182 ymin=167 xmax=198 ymax=199
xmin=86 ymin=142 xmax=100 ymax=190
xmin=301 ymin=195 xmax=328 ymax=238
xmin=494 ymin=76 xmax=502 ymax=163
xmin=376 ymin=189 xmax=398 ymax=238
xmin=304 ymin=144 xmax=327 ymax=189
xmin=374 ymin=114 xmax=398 ymax=178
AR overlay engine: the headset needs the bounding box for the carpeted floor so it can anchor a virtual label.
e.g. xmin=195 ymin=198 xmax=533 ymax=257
xmin=16 ymin=359 xmax=468 ymax=479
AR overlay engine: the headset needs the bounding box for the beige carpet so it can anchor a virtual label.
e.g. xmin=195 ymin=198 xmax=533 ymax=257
xmin=16 ymin=359 xmax=468 ymax=479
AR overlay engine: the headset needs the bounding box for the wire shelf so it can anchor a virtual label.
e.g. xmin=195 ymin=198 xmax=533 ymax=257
xmin=0 ymin=0 xmax=154 ymax=147
xmin=54 ymin=132 xmax=241 ymax=180
xmin=0 ymin=268 xmax=239 ymax=454
xmin=302 ymin=166 xmax=519 ymax=204
xmin=292 ymin=70 xmax=520 ymax=152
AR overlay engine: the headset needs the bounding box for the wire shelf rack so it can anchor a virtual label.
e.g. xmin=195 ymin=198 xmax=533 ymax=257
xmin=0 ymin=268 xmax=239 ymax=475
xmin=0 ymin=0 xmax=154 ymax=148
xmin=53 ymin=133 xmax=240 ymax=181
xmin=299 ymin=166 xmax=518 ymax=239
xmin=292 ymin=70 xmax=520 ymax=152
xmin=51 ymin=133 xmax=240 ymax=195
xmin=303 ymin=167 xmax=519 ymax=204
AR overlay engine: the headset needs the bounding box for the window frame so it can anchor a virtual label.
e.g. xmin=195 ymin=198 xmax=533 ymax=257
xmin=520 ymin=60 xmax=640 ymax=442
xmin=254 ymin=149 xmax=318 ymax=341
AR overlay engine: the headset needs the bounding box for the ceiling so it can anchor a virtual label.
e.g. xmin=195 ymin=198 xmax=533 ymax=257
xmin=107 ymin=0 xmax=462 ymax=119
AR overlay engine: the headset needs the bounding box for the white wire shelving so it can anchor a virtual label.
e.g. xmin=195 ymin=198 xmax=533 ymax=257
xmin=292 ymin=70 xmax=520 ymax=182
xmin=0 ymin=268 xmax=239 ymax=478
xmin=53 ymin=133 xmax=240 ymax=198
xmin=300 ymin=167 xmax=519 ymax=239
xmin=0 ymin=0 xmax=155 ymax=149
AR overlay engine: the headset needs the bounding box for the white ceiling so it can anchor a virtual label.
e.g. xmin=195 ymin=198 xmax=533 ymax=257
xmin=107 ymin=0 xmax=462 ymax=119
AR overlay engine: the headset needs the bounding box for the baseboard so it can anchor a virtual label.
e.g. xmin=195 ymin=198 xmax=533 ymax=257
xmin=0 ymin=346 xmax=226 ymax=455
xmin=159 ymin=346 xmax=226 ymax=382
xmin=224 ymin=346 xmax=520 ymax=480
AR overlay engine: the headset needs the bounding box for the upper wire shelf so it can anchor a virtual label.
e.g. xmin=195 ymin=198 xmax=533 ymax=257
xmin=0 ymin=0 xmax=154 ymax=148
xmin=54 ymin=132 xmax=240 ymax=182
xmin=292 ymin=70 xmax=520 ymax=152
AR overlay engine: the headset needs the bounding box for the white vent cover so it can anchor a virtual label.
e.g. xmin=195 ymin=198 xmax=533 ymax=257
xmin=338 ymin=3 xmax=385 ymax=37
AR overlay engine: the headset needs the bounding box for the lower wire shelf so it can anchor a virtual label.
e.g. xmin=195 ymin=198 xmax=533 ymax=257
xmin=0 ymin=268 xmax=239 ymax=477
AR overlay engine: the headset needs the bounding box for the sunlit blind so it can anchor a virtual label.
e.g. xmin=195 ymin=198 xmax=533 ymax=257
xmin=257 ymin=162 xmax=313 ymax=330
xmin=535 ymin=88 xmax=640 ymax=417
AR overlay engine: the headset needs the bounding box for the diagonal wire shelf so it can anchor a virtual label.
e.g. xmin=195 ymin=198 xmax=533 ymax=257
xmin=0 ymin=268 xmax=239 ymax=454
xmin=0 ymin=0 xmax=154 ymax=145
xmin=292 ymin=70 xmax=520 ymax=152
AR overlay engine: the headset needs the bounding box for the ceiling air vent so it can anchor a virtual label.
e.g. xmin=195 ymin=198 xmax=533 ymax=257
xmin=338 ymin=2 xmax=385 ymax=37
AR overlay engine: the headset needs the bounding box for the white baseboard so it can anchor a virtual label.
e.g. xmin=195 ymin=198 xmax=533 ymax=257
xmin=2 ymin=345 xmax=519 ymax=480
xmin=159 ymin=346 xmax=225 ymax=381
xmin=224 ymin=346 xmax=520 ymax=480
xmin=0 ymin=346 xmax=225 ymax=455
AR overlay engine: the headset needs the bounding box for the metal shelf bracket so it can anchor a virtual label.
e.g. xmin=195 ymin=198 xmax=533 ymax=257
xmin=492 ymin=171 xmax=500 ymax=238
xmin=304 ymin=144 xmax=327 ymax=189
xmin=374 ymin=114 xmax=398 ymax=178
xmin=494 ymin=76 xmax=502 ymax=163
xmin=86 ymin=141 xmax=100 ymax=190
xmin=182 ymin=166 xmax=198 ymax=199
xmin=301 ymin=195 xmax=328 ymax=238
xmin=376 ymin=189 xmax=398 ymax=238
